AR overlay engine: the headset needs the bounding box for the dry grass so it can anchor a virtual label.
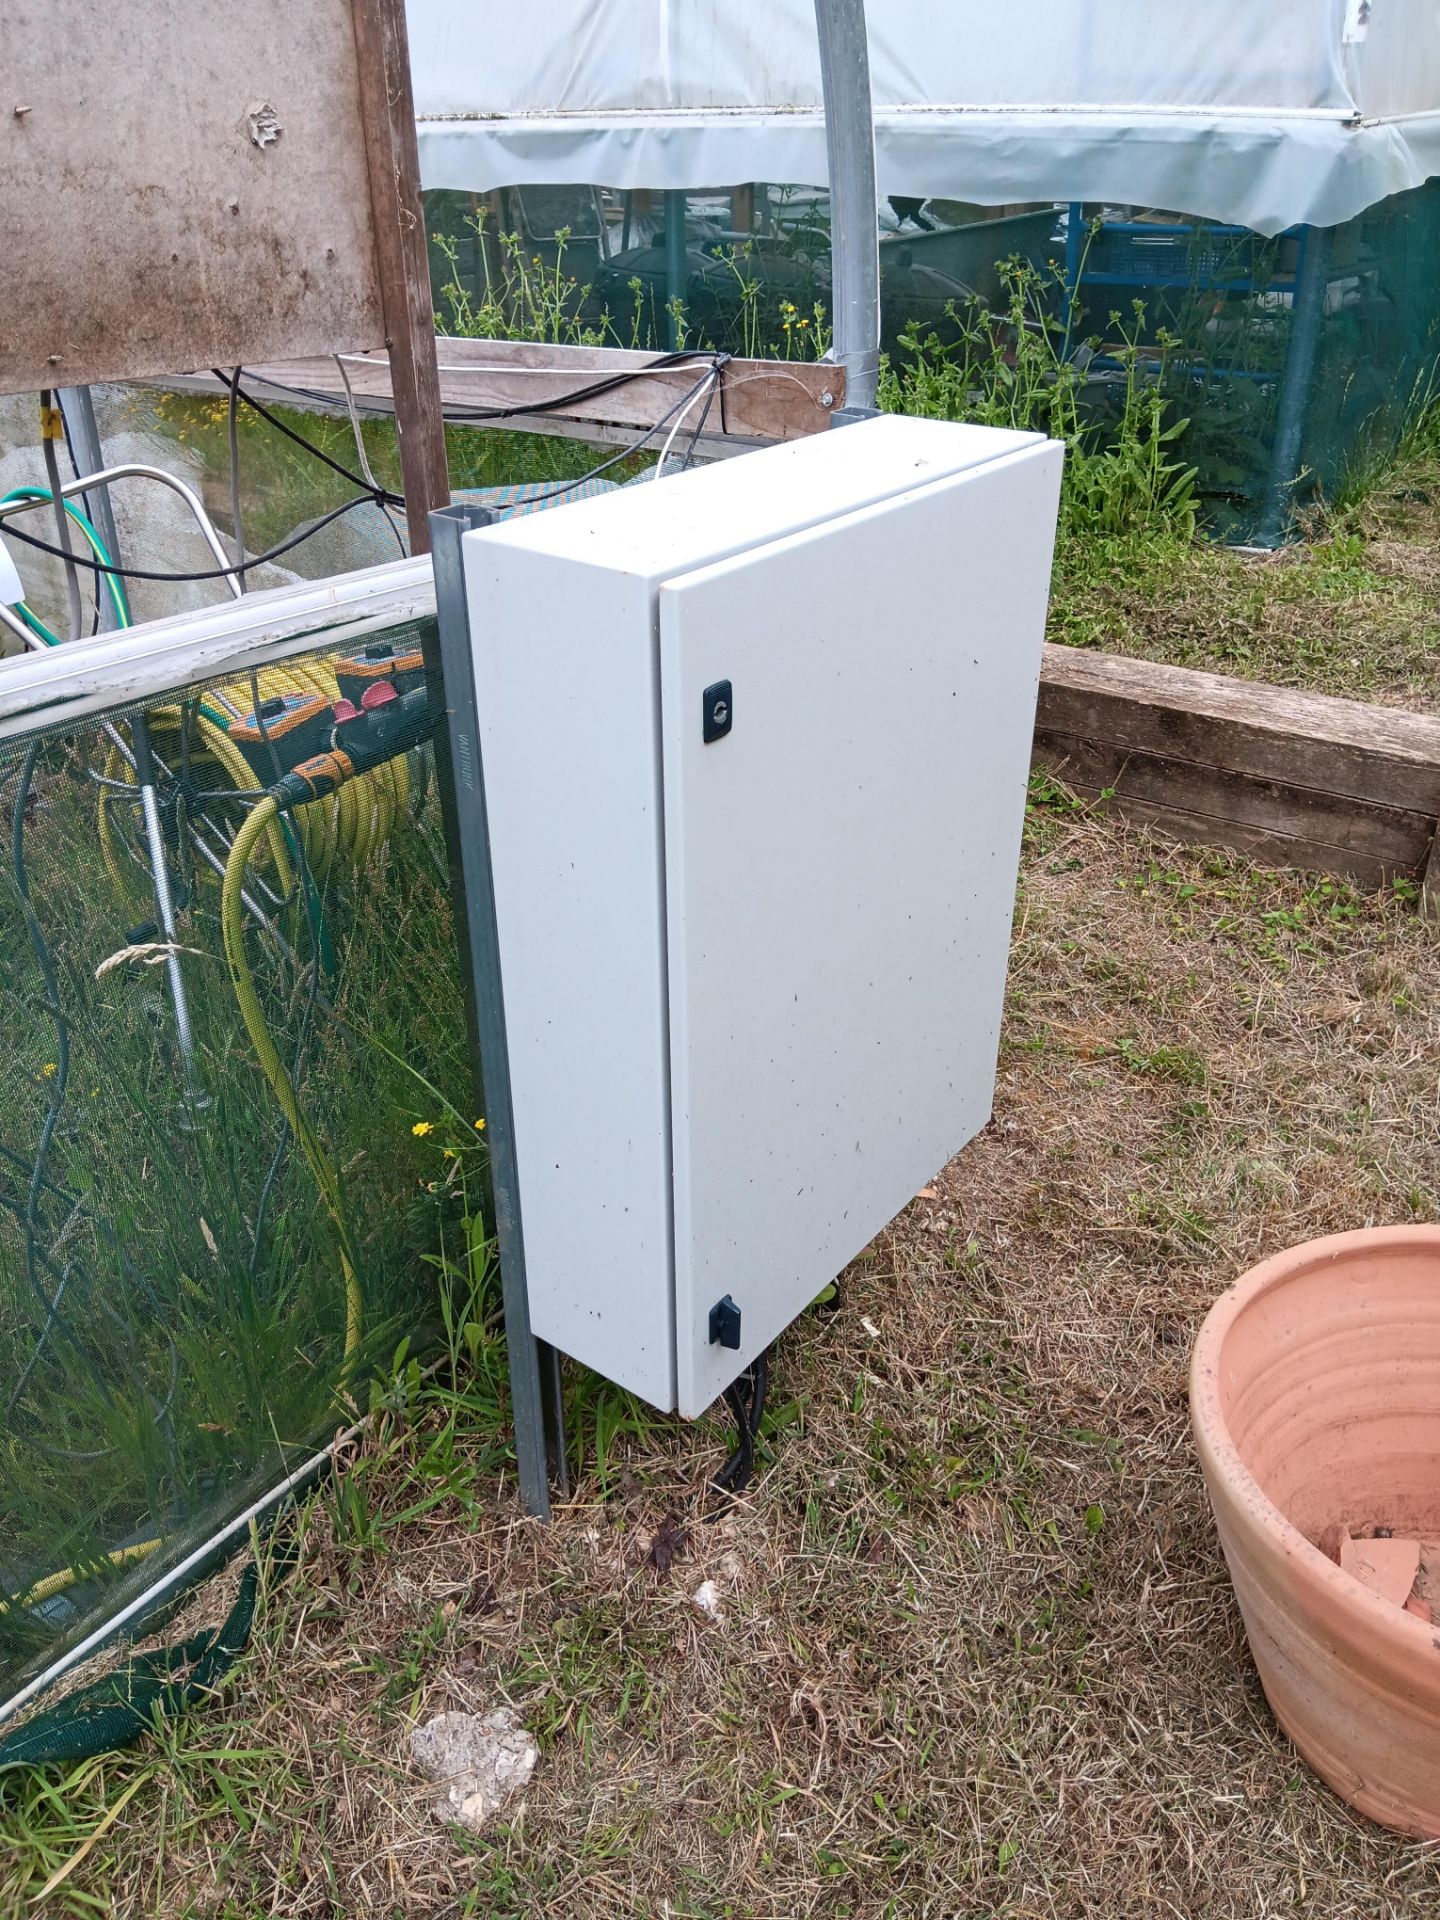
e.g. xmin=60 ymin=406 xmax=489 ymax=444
xmin=7 ymin=801 xmax=1440 ymax=1918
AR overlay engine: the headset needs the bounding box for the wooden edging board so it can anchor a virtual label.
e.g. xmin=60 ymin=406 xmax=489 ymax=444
xmin=1034 ymin=645 xmax=1440 ymax=895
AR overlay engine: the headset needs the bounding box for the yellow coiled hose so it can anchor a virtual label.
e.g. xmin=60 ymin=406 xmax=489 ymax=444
xmin=95 ymin=660 xmax=400 ymax=1370
xmin=97 ymin=661 xmax=408 ymax=900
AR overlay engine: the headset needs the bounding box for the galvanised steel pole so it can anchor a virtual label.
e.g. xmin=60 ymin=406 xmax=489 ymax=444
xmin=814 ymin=0 xmax=881 ymax=411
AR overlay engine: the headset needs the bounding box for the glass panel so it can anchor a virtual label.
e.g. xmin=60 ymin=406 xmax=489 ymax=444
xmin=0 ymin=623 xmax=475 ymax=1705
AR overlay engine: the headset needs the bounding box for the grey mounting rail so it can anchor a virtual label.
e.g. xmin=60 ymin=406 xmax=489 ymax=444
xmin=429 ymin=501 xmax=568 ymax=1520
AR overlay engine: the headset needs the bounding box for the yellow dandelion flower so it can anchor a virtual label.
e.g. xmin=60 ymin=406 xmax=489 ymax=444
xmin=474 ymin=1118 xmax=486 ymax=1132
xmin=41 ymin=1062 xmax=57 ymax=1077
xmin=412 ymin=1120 xmax=434 ymax=1137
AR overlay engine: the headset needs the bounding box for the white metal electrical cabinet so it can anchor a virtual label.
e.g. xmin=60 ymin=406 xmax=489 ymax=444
xmin=459 ymin=416 xmax=1062 ymax=1416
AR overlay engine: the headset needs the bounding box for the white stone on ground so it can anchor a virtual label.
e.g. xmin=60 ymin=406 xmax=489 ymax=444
xmin=409 ymin=1708 xmax=538 ymax=1834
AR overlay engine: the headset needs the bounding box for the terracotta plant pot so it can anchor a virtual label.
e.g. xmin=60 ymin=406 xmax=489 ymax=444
xmin=1191 ymin=1224 xmax=1440 ymax=1837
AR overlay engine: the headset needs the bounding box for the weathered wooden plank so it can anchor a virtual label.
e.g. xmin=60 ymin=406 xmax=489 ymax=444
xmin=2 ymin=0 xmax=387 ymax=394
xmin=209 ymin=340 xmax=844 ymax=444
xmin=1035 ymin=644 xmax=1440 ymax=886
xmin=1034 ymin=734 xmax=1433 ymax=878
xmin=1038 ymin=774 xmax=1406 ymax=892
xmin=349 ymin=0 xmax=450 ymax=552
xmin=142 ymin=368 xmax=762 ymax=461
xmin=1040 ymin=645 xmax=1440 ymax=815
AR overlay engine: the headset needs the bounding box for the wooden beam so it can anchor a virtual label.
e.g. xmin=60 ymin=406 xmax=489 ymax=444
xmin=143 ymin=368 xmax=762 ymax=463
xmin=187 ymin=339 xmax=844 ymax=447
xmin=349 ymin=0 xmax=450 ymax=553
xmin=1035 ymin=645 xmax=1440 ymax=887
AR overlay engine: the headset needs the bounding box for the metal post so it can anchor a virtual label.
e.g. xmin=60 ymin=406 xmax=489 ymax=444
xmin=814 ymin=0 xmax=881 ymax=411
xmin=56 ymin=389 xmax=121 ymax=630
xmin=429 ymin=501 xmax=562 ymax=1520
xmin=130 ymin=714 xmax=211 ymax=1119
xmin=664 ymin=190 xmax=688 ymax=350
xmin=1255 ymin=224 xmax=1332 ymax=547
xmin=56 ymin=386 xmax=209 ymax=1115
xmin=1062 ymin=201 xmax=1085 ymax=356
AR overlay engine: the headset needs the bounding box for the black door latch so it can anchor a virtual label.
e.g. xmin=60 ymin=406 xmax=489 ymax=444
xmin=702 ymin=680 xmax=732 ymax=743
xmin=708 ymin=1294 xmax=742 ymax=1349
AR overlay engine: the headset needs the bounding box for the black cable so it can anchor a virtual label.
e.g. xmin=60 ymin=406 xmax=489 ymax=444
xmin=377 ymin=503 xmax=409 ymax=561
xmin=225 ymin=363 xmax=405 ymax=562
xmin=244 ymin=348 xmax=724 ymax=431
xmin=492 ymin=368 xmax=723 ymax=511
xmin=710 ymin=1347 xmax=771 ymax=1502
xmin=683 ymin=364 xmax=722 ymax=469
xmin=6 ymin=358 xmax=728 ymax=587
xmin=0 ymin=493 xmax=380 ymax=586
xmin=226 ymin=366 xmax=249 ymax=593
xmin=210 ymin=354 xmax=727 ymax=523
xmin=434 ymin=348 xmax=725 ymax=425
xmin=213 ymin=369 xmax=404 ymax=507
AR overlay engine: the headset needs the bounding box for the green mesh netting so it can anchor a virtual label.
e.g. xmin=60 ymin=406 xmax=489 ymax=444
xmin=426 ymin=176 xmax=1440 ymax=542
xmin=0 ymin=1548 xmax=284 ymax=1768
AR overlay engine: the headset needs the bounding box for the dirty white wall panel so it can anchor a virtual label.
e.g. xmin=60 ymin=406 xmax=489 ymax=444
xmin=409 ymin=0 xmax=1354 ymax=118
xmin=2 ymin=0 xmax=386 ymax=394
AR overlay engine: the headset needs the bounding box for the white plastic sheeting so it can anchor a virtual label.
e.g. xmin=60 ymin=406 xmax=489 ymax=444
xmin=411 ymin=0 xmax=1440 ymax=234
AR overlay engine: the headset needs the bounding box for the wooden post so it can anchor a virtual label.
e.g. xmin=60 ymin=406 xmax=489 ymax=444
xmin=349 ymin=0 xmax=450 ymax=554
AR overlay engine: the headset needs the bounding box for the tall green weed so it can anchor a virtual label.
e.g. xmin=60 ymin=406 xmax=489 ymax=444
xmin=879 ymin=257 xmax=1199 ymax=544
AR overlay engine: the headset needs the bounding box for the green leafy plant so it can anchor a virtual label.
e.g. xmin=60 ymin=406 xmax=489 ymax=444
xmin=434 ymin=219 xmax=614 ymax=346
xmin=879 ymin=257 xmax=1199 ymax=544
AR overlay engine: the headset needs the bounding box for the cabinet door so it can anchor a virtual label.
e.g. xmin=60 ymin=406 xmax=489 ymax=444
xmin=659 ymin=444 xmax=1062 ymax=1418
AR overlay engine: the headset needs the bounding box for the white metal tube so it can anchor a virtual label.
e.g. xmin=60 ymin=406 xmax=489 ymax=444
xmin=0 ymin=601 xmax=41 ymax=652
xmin=0 ymin=1414 xmax=368 ymax=1730
xmin=0 ymin=463 xmax=245 ymax=601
